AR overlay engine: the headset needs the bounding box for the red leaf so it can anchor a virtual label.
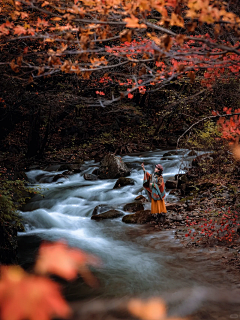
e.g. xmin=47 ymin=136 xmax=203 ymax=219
xmin=128 ymin=93 xmax=134 ymax=99
xmin=35 ymin=241 xmax=100 ymax=285
xmin=0 ymin=266 xmax=70 ymax=320
xmin=14 ymin=25 xmax=27 ymax=35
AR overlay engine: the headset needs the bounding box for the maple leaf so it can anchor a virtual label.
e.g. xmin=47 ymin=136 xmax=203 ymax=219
xmin=124 ymin=15 xmax=146 ymax=28
xmin=128 ymin=92 xmax=134 ymax=99
xmin=0 ymin=24 xmax=10 ymax=35
xmin=20 ymin=12 xmax=28 ymax=19
xmin=14 ymin=25 xmax=27 ymax=35
xmin=0 ymin=266 xmax=71 ymax=320
xmin=35 ymin=241 xmax=100 ymax=285
xmin=170 ymin=13 xmax=184 ymax=28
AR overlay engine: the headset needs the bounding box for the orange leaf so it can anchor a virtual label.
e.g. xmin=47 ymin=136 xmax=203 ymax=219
xmin=51 ymin=17 xmax=62 ymax=21
xmin=124 ymin=15 xmax=146 ymax=28
xmin=0 ymin=266 xmax=71 ymax=320
xmin=35 ymin=241 xmax=100 ymax=285
xmin=14 ymin=25 xmax=27 ymax=35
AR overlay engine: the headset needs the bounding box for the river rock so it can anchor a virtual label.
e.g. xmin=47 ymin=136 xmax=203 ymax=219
xmin=123 ymin=202 xmax=144 ymax=212
xmin=113 ymin=177 xmax=135 ymax=189
xmin=98 ymin=154 xmax=131 ymax=179
xmin=122 ymin=210 xmax=152 ymax=224
xmin=187 ymin=150 xmax=197 ymax=157
xmin=52 ymin=174 xmax=66 ymax=182
xmin=163 ymin=151 xmax=178 ymax=157
xmin=165 ymin=179 xmax=178 ymax=189
xmin=36 ymin=173 xmax=55 ymax=183
xmin=84 ymin=173 xmax=98 ymax=181
xmin=91 ymin=210 xmax=123 ymax=221
xmin=134 ymin=195 xmax=148 ymax=203
xmin=92 ymin=204 xmax=112 ymax=216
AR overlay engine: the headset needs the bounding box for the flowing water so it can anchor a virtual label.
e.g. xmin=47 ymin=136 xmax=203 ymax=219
xmin=18 ymin=149 xmax=240 ymax=314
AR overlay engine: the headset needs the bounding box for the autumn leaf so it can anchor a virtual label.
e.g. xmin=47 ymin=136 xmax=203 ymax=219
xmin=128 ymin=92 xmax=134 ymax=99
xmin=161 ymin=35 xmax=172 ymax=51
xmin=0 ymin=266 xmax=71 ymax=320
xmin=20 ymin=12 xmax=28 ymax=19
xmin=14 ymin=25 xmax=27 ymax=35
xmin=0 ymin=24 xmax=10 ymax=35
xmin=51 ymin=17 xmax=62 ymax=21
xmin=170 ymin=13 xmax=184 ymax=28
xmin=124 ymin=15 xmax=146 ymax=28
xmin=120 ymin=29 xmax=132 ymax=42
xmin=35 ymin=241 xmax=100 ymax=285
xmin=10 ymin=59 xmax=19 ymax=73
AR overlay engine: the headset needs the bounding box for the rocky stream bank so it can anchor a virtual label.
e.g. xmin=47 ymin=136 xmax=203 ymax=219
xmin=0 ymin=150 xmax=240 ymax=277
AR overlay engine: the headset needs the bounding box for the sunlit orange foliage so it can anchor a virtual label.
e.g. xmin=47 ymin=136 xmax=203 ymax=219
xmin=35 ymin=240 xmax=100 ymax=285
xmin=0 ymin=241 xmax=100 ymax=320
xmin=0 ymin=266 xmax=70 ymax=320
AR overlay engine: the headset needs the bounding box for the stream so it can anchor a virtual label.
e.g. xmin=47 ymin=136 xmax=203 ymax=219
xmin=18 ymin=149 xmax=240 ymax=316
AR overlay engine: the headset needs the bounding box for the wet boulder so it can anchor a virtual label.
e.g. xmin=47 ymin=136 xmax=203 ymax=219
xmin=187 ymin=150 xmax=197 ymax=157
xmin=123 ymin=202 xmax=144 ymax=212
xmin=84 ymin=173 xmax=98 ymax=181
xmin=92 ymin=204 xmax=113 ymax=216
xmin=122 ymin=210 xmax=152 ymax=224
xmin=165 ymin=179 xmax=178 ymax=189
xmin=113 ymin=177 xmax=135 ymax=189
xmin=163 ymin=151 xmax=178 ymax=157
xmin=91 ymin=210 xmax=123 ymax=221
xmin=98 ymin=154 xmax=131 ymax=179
xmin=36 ymin=173 xmax=55 ymax=183
xmin=134 ymin=195 xmax=148 ymax=203
xmin=52 ymin=174 xmax=66 ymax=182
